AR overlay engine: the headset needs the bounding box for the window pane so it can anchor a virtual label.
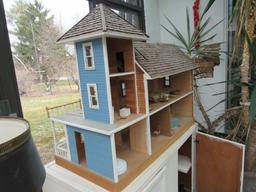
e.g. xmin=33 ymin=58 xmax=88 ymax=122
xmin=122 ymin=0 xmax=142 ymax=7
xmin=85 ymin=46 xmax=91 ymax=56
xmin=111 ymin=8 xmax=140 ymax=28
xmin=87 ymin=57 xmax=93 ymax=67
xmin=90 ymin=86 xmax=95 ymax=95
xmin=92 ymin=97 xmax=98 ymax=106
xmin=164 ymin=76 xmax=170 ymax=86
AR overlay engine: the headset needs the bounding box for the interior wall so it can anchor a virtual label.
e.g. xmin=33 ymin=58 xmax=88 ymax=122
xmin=144 ymin=0 xmax=228 ymax=131
xmin=106 ymin=38 xmax=134 ymax=74
xmin=135 ymin=66 xmax=146 ymax=113
xmin=171 ymin=71 xmax=193 ymax=92
xmin=110 ymin=75 xmax=137 ymax=113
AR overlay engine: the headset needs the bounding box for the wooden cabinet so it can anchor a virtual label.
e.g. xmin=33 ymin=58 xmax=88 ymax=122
xmin=44 ymin=125 xmax=195 ymax=192
xmin=43 ymin=126 xmax=245 ymax=192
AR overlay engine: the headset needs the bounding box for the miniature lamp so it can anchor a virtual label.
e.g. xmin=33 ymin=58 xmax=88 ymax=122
xmin=0 ymin=117 xmax=45 ymax=192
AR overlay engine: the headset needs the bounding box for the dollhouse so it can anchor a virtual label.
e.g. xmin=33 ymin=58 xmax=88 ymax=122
xmin=47 ymin=4 xmax=198 ymax=192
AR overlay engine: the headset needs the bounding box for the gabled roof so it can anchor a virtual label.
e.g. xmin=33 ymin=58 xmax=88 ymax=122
xmin=57 ymin=4 xmax=148 ymax=43
xmin=134 ymin=42 xmax=197 ymax=79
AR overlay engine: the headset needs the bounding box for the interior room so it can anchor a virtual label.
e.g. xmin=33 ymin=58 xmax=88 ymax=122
xmin=110 ymin=75 xmax=137 ymax=121
xmin=114 ymin=119 xmax=149 ymax=179
xmin=106 ymin=38 xmax=134 ymax=75
xmin=150 ymin=107 xmax=172 ymax=153
xmin=170 ymin=94 xmax=194 ymax=133
xmin=148 ymin=71 xmax=193 ymax=114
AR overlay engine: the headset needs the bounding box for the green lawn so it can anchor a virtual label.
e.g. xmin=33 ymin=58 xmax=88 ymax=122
xmin=18 ymin=80 xmax=79 ymax=163
xmin=21 ymin=92 xmax=80 ymax=145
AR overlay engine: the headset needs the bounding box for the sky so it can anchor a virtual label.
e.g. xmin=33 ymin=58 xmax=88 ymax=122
xmin=3 ymin=0 xmax=89 ymax=42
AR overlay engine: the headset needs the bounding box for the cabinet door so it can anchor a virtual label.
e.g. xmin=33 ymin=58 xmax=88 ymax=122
xmin=196 ymin=132 xmax=244 ymax=192
xmin=142 ymin=167 xmax=167 ymax=192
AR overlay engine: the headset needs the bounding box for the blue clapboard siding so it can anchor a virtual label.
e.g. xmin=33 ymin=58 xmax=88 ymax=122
xmin=67 ymin=127 xmax=80 ymax=164
xmin=76 ymin=38 xmax=110 ymax=124
xmin=66 ymin=126 xmax=115 ymax=180
xmin=83 ymin=130 xmax=115 ymax=180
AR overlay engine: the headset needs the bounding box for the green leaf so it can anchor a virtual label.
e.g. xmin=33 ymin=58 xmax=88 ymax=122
xmin=200 ymin=79 xmax=240 ymax=87
xmin=160 ymin=24 xmax=190 ymax=53
xmin=206 ymin=94 xmax=241 ymax=112
xmin=186 ymin=8 xmax=191 ymax=43
xmin=160 ymin=24 xmax=181 ymax=42
xmin=201 ymin=0 xmax=216 ymax=18
xmin=249 ymin=85 xmax=256 ymax=124
xmin=245 ymin=30 xmax=256 ymax=59
xmin=199 ymin=34 xmax=217 ymax=44
xmin=164 ymin=16 xmax=190 ymax=51
xmin=200 ymin=19 xmax=224 ymax=40
xmin=190 ymin=17 xmax=211 ymax=48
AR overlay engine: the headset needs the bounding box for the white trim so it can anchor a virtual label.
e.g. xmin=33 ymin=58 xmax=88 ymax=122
xmin=87 ymin=83 xmax=100 ymax=109
xmin=240 ymin=142 xmax=245 ymax=192
xmin=146 ymin=116 xmax=152 ymax=155
xmin=110 ymin=134 xmax=118 ymax=182
xmin=144 ymin=74 xmax=150 ymax=114
xmin=82 ymin=42 xmax=95 ymax=70
xmin=64 ymin=125 xmax=71 ymax=160
xmin=50 ymin=114 xmax=147 ymax=136
xmin=132 ymin=46 xmax=139 ymax=114
xmin=197 ymin=131 xmax=245 ymax=148
xmin=58 ymin=32 xmax=148 ymax=44
xmin=135 ymin=60 xmax=151 ymax=80
xmin=44 ymin=162 xmax=108 ymax=192
xmin=142 ymin=166 xmax=167 ymax=192
xmin=149 ymin=91 xmax=193 ymax=116
xmin=191 ymin=129 xmax=197 ymax=192
xmin=102 ymin=37 xmax=114 ymax=124
xmin=109 ymin=72 xmax=135 ymax=78
xmin=74 ymin=44 xmax=85 ymax=119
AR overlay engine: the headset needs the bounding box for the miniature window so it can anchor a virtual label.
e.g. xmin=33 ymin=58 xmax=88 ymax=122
xmin=83 ymin=42 xmax=95 ymax=70
xmin=87 ymin=84 xmax=99 ymax=109
xmin=164 ymin=76 xmax=171 ymax=87
xmin=116 ymin=52 xmax=125 ymax=72
xmin=120 ymin=81 xmax=126 ymax=97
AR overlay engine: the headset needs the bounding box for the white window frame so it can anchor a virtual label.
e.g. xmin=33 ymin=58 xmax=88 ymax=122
xmin=164 ymin=76 xmax=171 ymax=87
xmin=87 ymin=83 xmax=99 ymax=109
xmin=83 ymin=42 xmax=95 ymax=70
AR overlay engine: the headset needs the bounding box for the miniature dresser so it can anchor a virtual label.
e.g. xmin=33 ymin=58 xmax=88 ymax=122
xmin=43 ymin=4 xmax=197 ymax=192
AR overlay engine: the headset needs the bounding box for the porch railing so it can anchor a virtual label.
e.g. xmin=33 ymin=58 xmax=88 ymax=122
xmin=46 ymin=99 xmax=82 ymax=160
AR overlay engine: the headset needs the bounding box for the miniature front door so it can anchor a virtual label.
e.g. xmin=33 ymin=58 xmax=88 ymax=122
xmin=196 ymin=132 xmax=244 ymax=192
xmin=75 ymin=132 xmax=86 ymax=164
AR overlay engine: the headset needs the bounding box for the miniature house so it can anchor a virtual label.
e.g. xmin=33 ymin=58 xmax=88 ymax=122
xmin=50 ymin=3 xmax=196 ymax=191
xmin=43 ymin=4 xmax=246 ymax=192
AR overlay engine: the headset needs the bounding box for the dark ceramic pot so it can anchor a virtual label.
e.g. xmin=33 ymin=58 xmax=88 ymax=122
xmin=0 ymin=117 xmax=45 ymax=192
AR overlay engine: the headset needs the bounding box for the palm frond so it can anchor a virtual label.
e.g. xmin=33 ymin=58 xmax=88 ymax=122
xmin=201 ymin=0 xmax=216 ymax=18
xmin=186 ymin=8 xmax=191 ymax=43
xmin=249 ymin=85 xmax=256 ymax=124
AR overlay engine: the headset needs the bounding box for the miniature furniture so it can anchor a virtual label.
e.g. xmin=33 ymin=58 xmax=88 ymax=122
xmin=44 ymin=4 xmax=198 ymax=192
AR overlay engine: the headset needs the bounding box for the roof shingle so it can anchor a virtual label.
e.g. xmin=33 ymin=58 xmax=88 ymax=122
xmin=134 ymin=42 xmax=197 ymax=79
xmin=58 ymin=4 xmax=147 ymax=42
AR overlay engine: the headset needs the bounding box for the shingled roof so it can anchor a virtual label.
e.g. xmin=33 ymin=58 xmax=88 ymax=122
xmin=58 ymin=4 xmax=148 ymax=43
xmin=134 ymin=42 xmax=197 ymax=79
